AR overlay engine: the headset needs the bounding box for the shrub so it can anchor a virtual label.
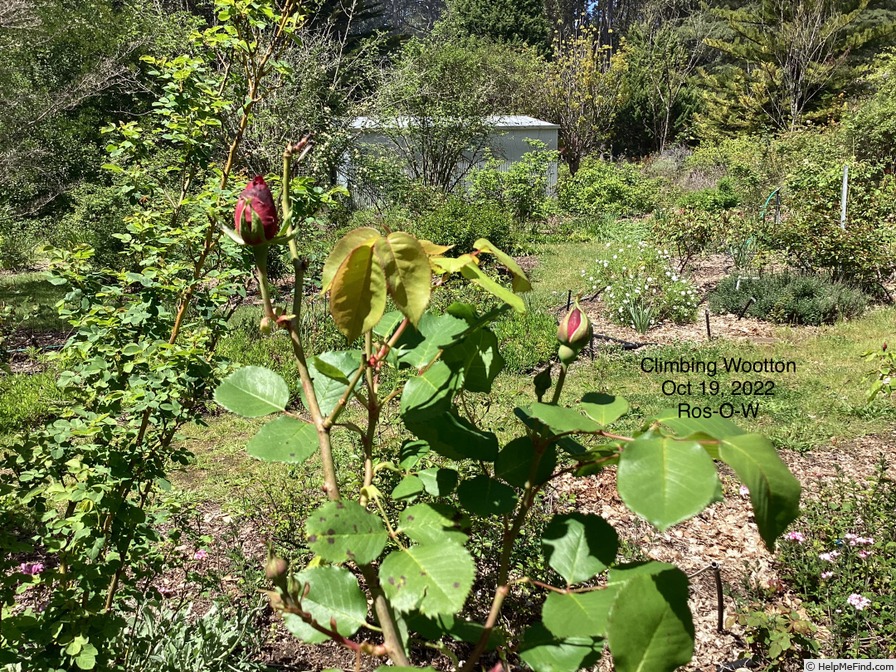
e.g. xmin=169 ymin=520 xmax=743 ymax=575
xmin=414 ymin=195 xmax=514 ymax=253
xmin=114 ymin=599 xmax=268 ymax=671
xmin=211 ymin=219 xmax=801 ymax=672
xmin=685 ymin=135 xmax=782 ymax=206
xmin=347 ymin=150 xmax=446 ymax=215
xmin=0 ymin=213 xmax=42 ymax=271
xmin=675 ymin=177 xmax=740 ymax=211
xmin=845 ymin=48 xmax=896 ymax=169
xmin=652 ymin=207 xmax=716 ymax=270
xmin=558 ymin=158 xmax=659 ymax=217
xmin=55 ymin=182 xmax=129 ymax=267
xmin=467 ymin=141 xmax=560 ymax=223
xmin=709 ymin=272 xmax=867 ymax=325
xmin=582 ymin=241 xmax=699 ymax=331
xmin=654 ymin=206 xmax=767 ymax=271
xmin=776 ymin=155 xmax=896 ymax=288
xmin=776 ymin=461 xmax=896 ymax=658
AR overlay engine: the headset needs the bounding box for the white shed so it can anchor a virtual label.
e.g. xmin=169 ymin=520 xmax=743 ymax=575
xmin=340 ymin=115 xmax=560 ymax=206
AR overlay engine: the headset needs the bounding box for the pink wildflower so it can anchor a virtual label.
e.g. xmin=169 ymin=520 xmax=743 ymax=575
xmin=785 ymin=531 xmax=805 ymax=543
xmin=193 ymin=549 xmax=209 ymax=561
xmin=739 ymin=485 xmax=750 ymax=497
xmin=18 ymin=562 xmax=44 ymax=576
xmin=819 ymin=551 xmax=840 ymax=562
xmin=821 ymin=571 xmax=834 ymax=579
xmin=847 ymin=593 xmax=871 ymax=610
xmin=857 ymin=550 xmax=871 ymax=559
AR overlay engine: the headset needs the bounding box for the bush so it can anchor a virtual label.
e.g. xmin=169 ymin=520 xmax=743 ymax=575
xmin=114 ymin=599 xmax=268 ymax=671
xmin=558 ymin=158 xmax=659 ymax=217
xmin=582 ymin=241 xmax=699 ymax=331
xmin=55 ymin=182 xmax=129 ymax=267
xmin=709 ymin=272 xmax=867 ymax=325
xmin=675 ymin=177 xmax=740 ymax=211
xmin=652 ymin=207 xmax=716 ymax=269
xmin=0 ymin=214 xmax=42 ymax=271
xmin=654 ymin=206 xmax=766 ymax=271
xmin=776 ymin=153 xmax=896 ymax=288
xmin=467 ymin=141 xmax=560 ymax=223
xmin=845 ymin=48 xmax=896 ymax=168
xmin=685 ymin=135 xmax=782 ymax=206
xmin=414 ymin=195 xmax=514 ymax=253
xmin=776 ymin=461 xmax=896 ymax=658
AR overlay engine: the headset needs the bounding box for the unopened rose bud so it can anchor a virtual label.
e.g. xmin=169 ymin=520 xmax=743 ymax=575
xmin=883 ymin=342 xmax=888 ymax=352
xmin=235 ymin=176 xmax=279 ymax=246
xmin=265 ymin=556 xmax=288 ymax=581
xmin=557 ymin=300 xmax=592 ymax=364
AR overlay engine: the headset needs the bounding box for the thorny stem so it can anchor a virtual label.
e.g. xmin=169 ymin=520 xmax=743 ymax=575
xmin=278 ymin=146 xmax=409 ymax=665
xmin=459 ymin=438 xmax=550 ymax=672
xmin=360 ymin=332 xmax=377 ymax=504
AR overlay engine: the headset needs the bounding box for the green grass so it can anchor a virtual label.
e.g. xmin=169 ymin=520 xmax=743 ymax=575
xmin=0 ymin=272 xmax=69 ymax=441
xmin=0 ymin=369 xmax=66 ymax=441
xmin=0 ymin=271 xmax=68 ymax=332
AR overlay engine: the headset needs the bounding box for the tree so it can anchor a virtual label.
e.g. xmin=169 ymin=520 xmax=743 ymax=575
xmin=540 ymin=25 xmax=627 ymax=173
xmin=701 ymin=0 xmax=886 ymax=133
xmin=371 ymin=33 xmax=545 ymax=190
xmin=618 ymin=10 xmax=707 ymax=153
xmin=443 ymin=0 xmax=551 ymax=51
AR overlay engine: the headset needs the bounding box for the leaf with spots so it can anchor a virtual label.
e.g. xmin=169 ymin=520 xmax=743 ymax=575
xmin=398 ymin=503 xmax=469 ymax=545
xmin=305 ymin=501 xmax=387 ymax=564
xmin=247 ymin=416 xmax=317 ymax=463
xmin=379 ymin=542 xmax=475 ymax=616
xmin=282 ymin=565 xmax=368 ymax=644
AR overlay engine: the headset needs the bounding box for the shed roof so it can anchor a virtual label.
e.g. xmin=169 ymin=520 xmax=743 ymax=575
xmin=350 ymin=115 xmax=559 ymax=131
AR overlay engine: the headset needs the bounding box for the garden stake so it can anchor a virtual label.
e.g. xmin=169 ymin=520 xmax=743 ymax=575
xmin=705 ymin=309 xmax=712 ymax=340
xmin=712 ymin=561 xmax=724 ymax=632
xmin=687 ymin=562 xmax=725 ymax=633
xmin=737 ymin=297 xmax=756 ymax=320
xmin=566 ymin=289 xmax=572 ymax=311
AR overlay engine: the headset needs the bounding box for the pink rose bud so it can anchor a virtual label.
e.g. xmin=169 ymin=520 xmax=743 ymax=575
xmin=235 ymin=176 xmax=279 ymax=246
xmin=265 ymin=556 xmax=289 ymax=581
xmin=557 ymin=300 xmax=592 ymax=364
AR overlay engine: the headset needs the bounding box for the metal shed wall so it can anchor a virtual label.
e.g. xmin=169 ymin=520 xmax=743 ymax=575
xmin=341 ymin=116 xmax=560 ymax=207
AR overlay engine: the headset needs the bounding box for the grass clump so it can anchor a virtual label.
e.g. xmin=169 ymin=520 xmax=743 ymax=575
xmin=710 ymin=272 xmax=867 ymax=325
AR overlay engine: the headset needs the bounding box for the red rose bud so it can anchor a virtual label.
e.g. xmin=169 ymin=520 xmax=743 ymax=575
xmin=557 ymin=301 xmax=592 ymax=365
xmin=557 ymin=302 xmax=592 ymax=350
xmin=883 ymin=342 xmax=888 ymax=352
xmin=235 ymin=176 xmax=279 ymax=246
